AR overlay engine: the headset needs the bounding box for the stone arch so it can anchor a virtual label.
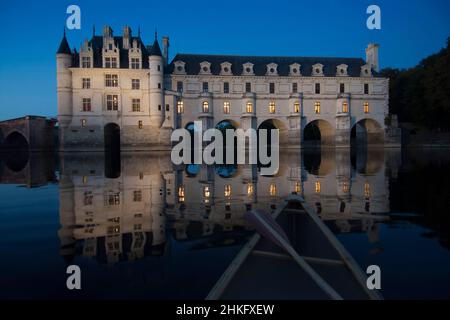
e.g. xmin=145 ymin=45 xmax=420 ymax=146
xmin=3 ymin=131 xmax=29 ymax=150
xmin=351 ymin=118 xmax=384 ymax=145
xmin=215 ymin=119 xmax=239 ymax=130
xmin=257 ymin=118 xmax=288 ymax=146
xmin=303 ymin=119 xmax=335 ymax=146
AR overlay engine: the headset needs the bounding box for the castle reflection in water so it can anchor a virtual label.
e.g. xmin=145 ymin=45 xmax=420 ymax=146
xmin=54 ymin=148 xmax=399 ymax=265
xmin=0 ymin=148 xmax=402 ymax=265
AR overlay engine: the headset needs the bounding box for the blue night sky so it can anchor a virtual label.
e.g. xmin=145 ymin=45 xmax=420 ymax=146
xmin=0 ymin=0 xmax=449 ymax=120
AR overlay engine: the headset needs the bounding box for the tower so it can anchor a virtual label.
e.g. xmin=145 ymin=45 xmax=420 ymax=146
xmin=365 ymin=43 xmax=379 ymax=72
xmin=56 ymin=29 xmax=73 ymax=150
xmin=149 ymin=33 xmax=165 ymax=126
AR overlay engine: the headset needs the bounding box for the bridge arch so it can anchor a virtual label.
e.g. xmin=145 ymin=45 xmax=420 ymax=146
xmin=351 ymin=118 xmax=384 ymax=145
xmin=257 ymin=118 xmax=288 ymax=146
xmin=3 ymin=131 xmax=29 ymax=150
xmin=303 ymin=119 xmax=335 ymax=146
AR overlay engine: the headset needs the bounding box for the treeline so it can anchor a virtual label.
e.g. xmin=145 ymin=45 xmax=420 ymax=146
xmin=380 ymin=37 xmax=450 ymax=131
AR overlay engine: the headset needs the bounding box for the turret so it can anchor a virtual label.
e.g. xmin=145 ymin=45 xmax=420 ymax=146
xmin=56 ymin=29 xmax=73 ymax=137
xmin=365 ymin=43 xmax=379 ymax=72
xmin=149 ymin=33 xmax=164 ymax=125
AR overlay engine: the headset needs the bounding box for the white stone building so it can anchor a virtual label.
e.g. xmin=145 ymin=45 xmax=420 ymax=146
xmin=57 ymin=26 xmax=400 ymax=151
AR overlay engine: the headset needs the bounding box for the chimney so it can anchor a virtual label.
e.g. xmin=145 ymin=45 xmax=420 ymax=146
xmin=365 ymin=43 xmax=379 ymax=72
xmin=103 ymin=25 xmax=113 ymax=41
xmin=123 ymin=26 xmax=131 ymax=49
xmin=162 ymin=36 xmax=169 ymax=66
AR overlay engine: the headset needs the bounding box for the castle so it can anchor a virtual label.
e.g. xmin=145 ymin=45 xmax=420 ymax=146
xmin=57 ymin=26 xmax=400 ymax=151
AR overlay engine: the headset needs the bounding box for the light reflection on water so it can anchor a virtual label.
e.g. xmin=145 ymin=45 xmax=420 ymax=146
xmin=0 ymin=148 xmax=449 ymax=299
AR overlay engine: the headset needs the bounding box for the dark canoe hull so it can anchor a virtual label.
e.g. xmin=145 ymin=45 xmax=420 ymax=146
xmin=207 ymin=195 xmax=382 ymax=300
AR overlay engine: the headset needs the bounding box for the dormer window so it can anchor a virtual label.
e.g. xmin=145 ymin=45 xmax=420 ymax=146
xmin=266 ymin=63 xmax=278 ymax=76
xmin=312 ymin=63 xmax=324 ymax=76
xmin=174 ymin=61 xmax=186 ymax=74
xmin=289 ymin=63 xmax=301 ymax=76
xmin=361 ymin=64 xmax=372 ymax=77
xmin=199 ymin=61 xmax=211 ymax=74
xmin=220 ymin=62 xmax=232 ymax=75
xmin=131 ymin=58 xmax=140 ymax=69
xmin=242 ymin=62 xmax=254 ymax=75
xmin=105 ymin=57 xmax=117 ymax=68
xmin=82 ymin=57 xmax=91 ymax=68
xmin=336 ymin=64 xmax=348 ymax=76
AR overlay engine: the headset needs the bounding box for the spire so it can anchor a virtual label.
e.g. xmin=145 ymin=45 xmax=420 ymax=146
xmin=57 ymin=27 xmax=71 ymax=54
xmin=150 ymin=29 xmax=162 ymax=57
xmin=155 ymin=28 xmax=157 ymax=40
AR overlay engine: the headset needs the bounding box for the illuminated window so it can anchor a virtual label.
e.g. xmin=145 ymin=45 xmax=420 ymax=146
xmin=138 ymin=120 xmax=143 ymax=129
xmin=177 ymin=101 xmax=184 ymax=114
xmin=178 ymin=185 xmax=185 ymax=202
xmin=364 ymin=182 xmax=371 ymax=198
xmin=105 ymin=74 xmax=118 ymax=87
xmin=294 ymin=102 xmax=300 ymax=113
xmin=269 ymin=184 xmax=277 ymax=196
xmin=81 ymin=119 xmax=87 ymax=127
xmin=343 ymin=181 xmax=349 ymax=193
xmin=269 ymin=101 xmax=276 ymax=114
xmin=342 ymin=101 xmax=348 ymax=113
xmin=364 ymin=102 xmax=369 ymax=113
xmin=224 ymin=185 xmax=232 ymax=197
xmin=247 ymin=183 xmax=254 ymax=196
xmin=82 ymin=98 xmax=91 ymax=112
xmin=203 ymin=186 xmax=211 ymax=198
xmin=202 ymin=101 xmax=209 ymax=113
xmin=295 ymin=181 xmax=301 ymax=193
xmin=314 ymin=101 xmax=321 ymax=114
xmin=223 ymin=101 xmax=230 ymax=114
xmin=315 ymin=181 xmax=321 ymax=193
xmin=246 ymin=102 xmax=253 ymax=113
xmin=132 ymin=98 xmax=141 ymax=112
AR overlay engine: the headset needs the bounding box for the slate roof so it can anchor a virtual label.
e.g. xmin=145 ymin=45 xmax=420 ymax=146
xmin=168 ymin=53 xmax=379 ymax=77
xmin=71 ymin=35 xmax=152 ymax=68
xmin=57 ymin=34 xmax=71 ymax=54
xmin=150 ymin=38 xmax=162 ymax=56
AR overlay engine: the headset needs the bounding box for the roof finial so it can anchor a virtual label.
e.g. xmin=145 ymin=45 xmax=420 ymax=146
xmin=155 ymin=28 xmax=158 ymax=40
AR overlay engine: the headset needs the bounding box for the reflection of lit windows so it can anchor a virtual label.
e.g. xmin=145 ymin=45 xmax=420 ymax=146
xmin=314 ymin=101 xmax=321 ymax=114
xmin=343 ymin=181 xmax=350 ymax=193
xmin=177 ymin=101 xmax=184 ymax=114
xmin=294 ymin=102 xmax=300 ymax=113
xmin=224 ymin=185 xmax=232 ymax=197
xmin=247 ymin=183 xmax=254 ymax=196
xmin=295 ymin=181 xmax=301 ymax=193
xmin=104 ymin=193 xmax=120 ymax=206
xmin=246 ymin=102 xmax=253 ymax=113
xmin=178 ymin=185 xmax=185 ymax=202
xmin=133 ymin=190 xmax=142 ymax=202
xmin=269 ymin=184 xmax=277 ymax=196
xmin=223 ymin=101 xmax=230 ymax=114
xmin=342 ymin=101 xmax=348 ymax=113
xmin=315 ymin=181 xmax=321 ymax=193
xmin=269 ymin=101 xmax=276 ymax=114
xmin=364 ymin=182 xmax=371 ymax=198
xmin=202 ymin=101 xmax=209 ymax=113
xmin=81 ymin=119 xmax=87 ymax=127
xmin=82 ymin=176 xmax=88 ymax=184
xmin=364 ymin=102 xmax=369 ymax=113
xmin=203 ymin=186 xmax=211 ymax=198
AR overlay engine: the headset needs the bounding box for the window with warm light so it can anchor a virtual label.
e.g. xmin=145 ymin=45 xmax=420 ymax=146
xmin=364 ymin=182 xmax=371 ymax=198
xmin=342 ymin=101 xmax=348 ymax=113
xmin=315 ymin=181 xmax=321 ymax=193
xmin=81 ymin=119 xmax=87 ymax=127
xmin=223 ymin=101 xmax=230 ymax=114
xmin=269 ymin=184 xmax=277 ymax=196
xmin=203 ymin=186 xmax=211 ymax=198
xmin=294 ymin=102 xmax=300 ymax=113
xmin=269 ymin=101 xmax=276 ymax=114
xmin=295 ymin=181 xmax=301 ymax=193
xmin=202 ymin=101 xmax=209 ymax=113
xmin=106 ymin=95 xmax=119 ymax=110
xmin=364 ymin=102 xmax=369 ymax=113
xmin=343 ymin=182 xmax=349 ymax=193
xmin=177 ymin=101 xmax=184 ymax=114
xmin=246 ymin=102 xmax=253 ymax=113
xmin=178 ymin=186 xmax=185 ymax=202
xmin=224 ymin=185 xmax=232 ymax=197
xmin=247 ymin=183 xmax=254 ymax=196
xmin=314 ymin=101 xmax=321 ymax=114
